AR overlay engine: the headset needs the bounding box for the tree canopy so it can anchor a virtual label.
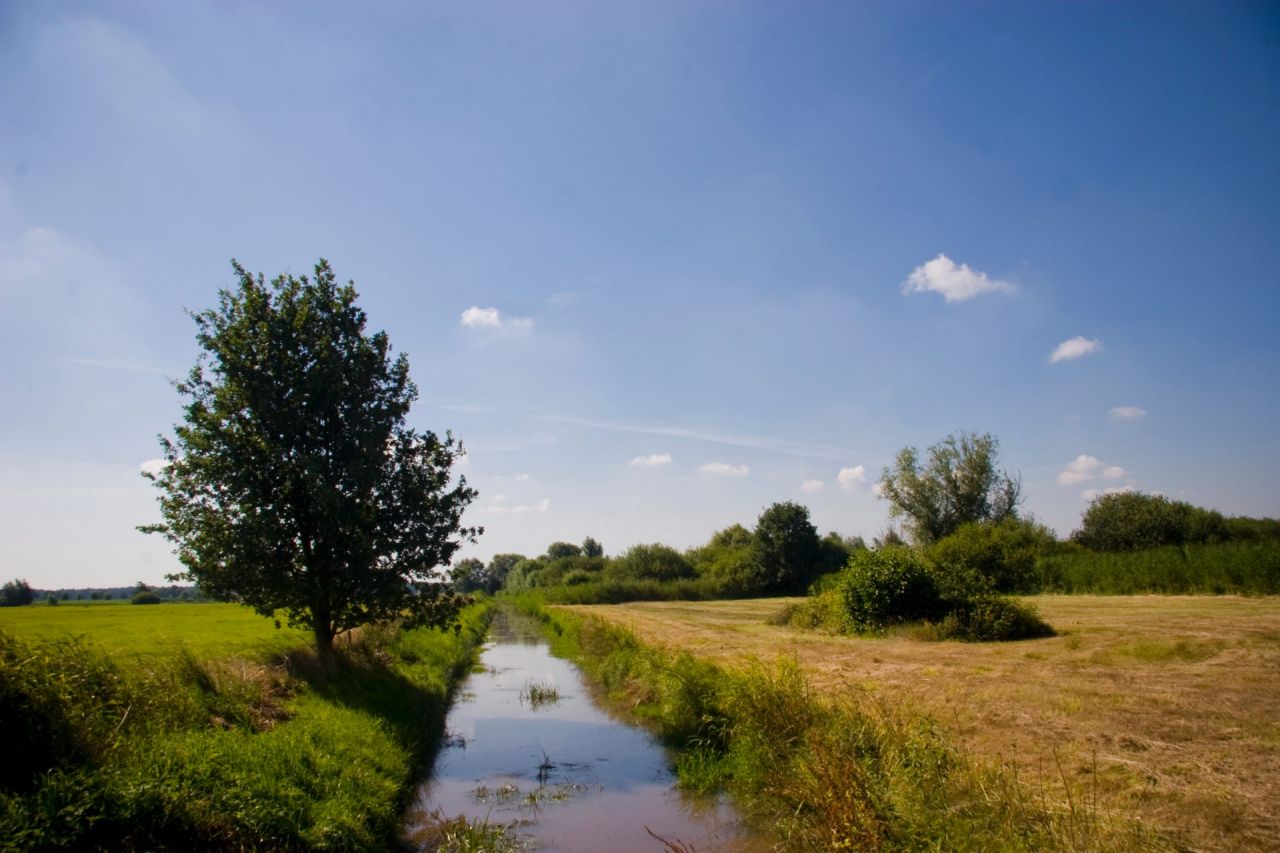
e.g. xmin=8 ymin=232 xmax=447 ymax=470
xmin=142 ymin=259 xmax=479 ymax=657
xmin=1 ymin=579 xmax=34 ymax=607
xmin=751 ymin=501 xmax=821 ymax=592
xmin=877 ymin=431 xmax=1020 ymax=544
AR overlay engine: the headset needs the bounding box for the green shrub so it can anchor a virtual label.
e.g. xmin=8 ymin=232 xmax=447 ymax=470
xmin=131 ymin=591 xmax=162 ymax=605
xmin=928 ymin=518 xmax=1058 ymax=593
xmin=840 ymin=548 xmax=943 ymax=632
xmin=930 ymin=596 xmax=1054 ymax=641
xmin=775 ymin=589 xmax=848 ymax=632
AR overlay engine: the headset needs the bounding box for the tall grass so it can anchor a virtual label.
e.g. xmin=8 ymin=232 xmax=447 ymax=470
xmin=0 ymin=603 xmax=491 ymax=850
xmin=535 ymin=605 xmax=1164 ymax=852
xmin=1038 ymin=540 xmax=1280 ymax=595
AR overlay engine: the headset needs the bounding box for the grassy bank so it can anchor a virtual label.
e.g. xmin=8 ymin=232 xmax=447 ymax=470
xmin=0 ymin=601 xmax=491 ymax=850
xmin=509 ymin=595 xmax=1161 ymax=852
xmin=1037 ymin=540 xmax=1280 ymax=594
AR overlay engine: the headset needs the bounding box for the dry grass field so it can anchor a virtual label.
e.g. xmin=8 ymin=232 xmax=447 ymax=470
xmin=559 ymin=596 xmax=1280 ymax=852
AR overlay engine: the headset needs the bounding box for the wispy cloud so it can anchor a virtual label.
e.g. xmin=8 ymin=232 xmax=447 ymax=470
xmin=630 ymin=453 xmax=672 ymax=467
xmin=800 ymin=479 xmax=825 ymax=492
xmin=460 ymin=306 xmax=533 ymax=334
xmin=481 ymin=498 xmax=550 ymax=515
xmin=61 ymin=356 xmax=177 ymax=377
xmin=1057 ymin=454 xmax=1127 ymax=486
xmin=138 ymin=458 xmax=168 ymax=477
xmin=539 ymin=414 xmax=857 ymax=461
xmin=1050 ymin=336 xmax=1102 ymax=363
xmin=837 ymin=465 xmax=867 ymax=490
xmin=699 ymin=462 xmax=749 ymax=477
xmin=901 ymin=254 xmax=1015 ymax=302
xmin=1109 ymin=406 xmax=1147 ymax=420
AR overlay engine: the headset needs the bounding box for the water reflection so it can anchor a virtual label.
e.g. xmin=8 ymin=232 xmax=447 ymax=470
xmin=404 ymin=609 xmax=751 ymax=851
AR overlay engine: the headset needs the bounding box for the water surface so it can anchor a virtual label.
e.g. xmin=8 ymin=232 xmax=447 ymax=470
xmin=404 ymin=609 xmax=752 ymax=851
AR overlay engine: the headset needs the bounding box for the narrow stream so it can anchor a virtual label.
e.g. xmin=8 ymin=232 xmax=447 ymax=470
xmin=403 ymin=609 xmax=754 ymax=851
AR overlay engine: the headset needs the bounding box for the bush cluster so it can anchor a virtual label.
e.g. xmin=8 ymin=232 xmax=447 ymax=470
xmin=836 ymin=548 xmax=1052 ymax=641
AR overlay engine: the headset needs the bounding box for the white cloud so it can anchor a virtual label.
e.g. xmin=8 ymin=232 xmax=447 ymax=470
xmin=460 ymin=306 xmax=533 ymax=334
xmin=1081 ymin=486 xmax=1133 ymax=502
xmin=482 ymin=498 xmax=550 ymax=515
xmin=1057 ymin=455 xmax=1104 ymax=485
xmin=138 ymin=458 xmax=168 ymax=477
xmin=1109 ymin=406 xmax=1147 ymax=420
xmin=630 ymin=453 xmax=672 ymax=467
xmin=699 ymin=462 xmax=749 ymax=477
xmin=837 ymin=465 xmax=867 ymax=490
xmin=871 ymin=482 xmax=886 ymax=498
xmin=515 ymin=473 xmax=530 ymax=481
xmin=901 ymin=254 xmax=1015 ymax=302
xmin=1049 ymin=336 xmax=1102 ymax=363
xmin=800 ymin=479 xmax=825 ymax=492
xmin=1058 ymin=455 xmax=1127 ymax=486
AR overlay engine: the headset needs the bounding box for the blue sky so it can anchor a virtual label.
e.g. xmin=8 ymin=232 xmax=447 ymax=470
xmin=2 ymin=1 xmax=1278 ymax=587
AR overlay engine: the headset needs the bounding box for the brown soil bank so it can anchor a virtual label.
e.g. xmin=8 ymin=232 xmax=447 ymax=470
xmin=558 ymin=595 xmax=1280 ymax=852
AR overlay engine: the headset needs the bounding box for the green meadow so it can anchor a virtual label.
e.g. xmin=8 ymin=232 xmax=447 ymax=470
xmin=0 ymin=601 xmax=313 ymax=660
xmin=0 ymin=600 xmax=491 ymax=850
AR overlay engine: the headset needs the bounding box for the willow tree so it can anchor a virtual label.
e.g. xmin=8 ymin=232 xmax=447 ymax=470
xmin=877 ymin=431 xmax=1020 ymax=545
xmin=142 ymin=259 xmax=480 ymax=659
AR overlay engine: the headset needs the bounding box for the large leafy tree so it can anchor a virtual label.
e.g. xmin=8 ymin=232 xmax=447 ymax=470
xmin=142 ymin=260 xmax=480 ymax=658
xmin=751 ymin=501 xmax=821 ymax=593
xmin=877 ymin=431 xmax=1020 ymax=544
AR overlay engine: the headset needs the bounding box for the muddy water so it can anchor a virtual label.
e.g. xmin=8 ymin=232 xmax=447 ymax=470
xmin=403 ymin=609 xmax=753 ymax=851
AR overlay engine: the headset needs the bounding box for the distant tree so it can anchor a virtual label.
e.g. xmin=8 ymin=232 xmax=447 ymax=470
xmin=132 ymin=590 xmax=162 ymax=605
xmin=503 ymin=558 xmax=547 ymax=591
xmin=141 ymin=259 xmax=480 ymax=660
xmin=686 ymin=524 xmax=762 ymax=593
xmin=877 ymin=431 xmax=1020 ymax=544
xmin=581 ymin=536 xmax=604 ymax=558
xmin=451 ymin=558 xmax=486 ymax=593
xmin=1072 ymin=492 xmax=1233 ymax=551
xmin=607 ymin=544 xmax=696 ymax=582
xmin=817 ymin=531 xmax=864 ymax=576
xmin=546 ymin=542 xmax=582 ymax=561
xmin=0 ymin=579 xmax=34 ymax=607
xmin=751 ymin=502 xmax=821 ymax=593
xmin=486 ymin=553 xmax=526 ymax=593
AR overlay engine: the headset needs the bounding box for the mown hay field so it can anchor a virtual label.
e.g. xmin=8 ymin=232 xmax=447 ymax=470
xmin=558 ymin=595 xmax=1280 ymax=852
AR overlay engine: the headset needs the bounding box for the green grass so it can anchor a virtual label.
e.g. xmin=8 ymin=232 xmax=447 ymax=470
xmin=1037 ymin=540 xmax=1280 ymax=595
xmin=0 ymin=601 xmax=313 ymax=660
xmin=0 ymin=601 xmax=491 ymax=850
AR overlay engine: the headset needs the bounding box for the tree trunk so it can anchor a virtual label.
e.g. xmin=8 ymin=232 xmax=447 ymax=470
xmin=312 ymin=609 xmax=336 ymax=667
